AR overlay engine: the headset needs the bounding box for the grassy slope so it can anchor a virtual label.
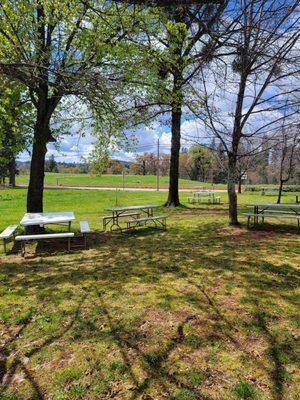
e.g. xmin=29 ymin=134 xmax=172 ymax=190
xmin=16 ymin=172 xmax=226 ymax=189
xmin=0 ymin=188 xmax=299 ymax=400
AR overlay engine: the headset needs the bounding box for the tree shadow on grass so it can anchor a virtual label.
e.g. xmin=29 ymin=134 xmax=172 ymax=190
xmin=92 ymin=290 xmax=213 ymax=400
xmin=251 ymin=308 xmax=288 ymax=400
xmin=183 ymin=281 xmax=299 ymax=400
xmin=0 ymin=218 xmax=299 ymax=398
xmin=0 ymin=294 xmax=86 ymax=399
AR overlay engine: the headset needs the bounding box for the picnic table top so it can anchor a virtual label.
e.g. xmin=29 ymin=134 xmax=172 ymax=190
xmin=20 ymin=212 xmax=75 ymax=226
xmin=106 ymin=204 xmax=160 ymax=212
xmin=248 ymin=203 xmax=300 ymax=209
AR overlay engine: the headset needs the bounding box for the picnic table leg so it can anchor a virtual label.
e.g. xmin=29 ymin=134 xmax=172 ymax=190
xmin=110 ymin=212 xmax=122 ymax=231
xmin=68 ymin=221 xmax=71 ymax=232
xmin=247 ymin=216 xmax=250 ymax=229
xmin=103 ymin=216 xmax=112 ymax=231
xmin=21 ymin=241 xmax=25 ymax=257
xmin=3 ymin=239 xmax=7 ymax=255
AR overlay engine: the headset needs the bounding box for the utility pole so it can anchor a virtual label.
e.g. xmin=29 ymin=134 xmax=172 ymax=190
xmin=122 ymin=170 xmax=125 ymax=190
xmin=157 ymin=138 xmax=160 ymax=191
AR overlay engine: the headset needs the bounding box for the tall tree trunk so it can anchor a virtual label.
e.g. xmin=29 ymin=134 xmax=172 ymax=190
xmin=277 ymin=180 xmax=284 ymax=204
xmin=228 ymin=154 xmax=239 ymax=225
xmin=238 ymin=175 xmax=242 ymax=194
xmin=165 ymin=107 xmax=182 ymax=207
xmin=8 ymin=158 xmax=16 ymax=187
xmin=27 ymin=133 xmax=47 ymax=213
xmin=27 ymin=111 xmax=50 ymax=213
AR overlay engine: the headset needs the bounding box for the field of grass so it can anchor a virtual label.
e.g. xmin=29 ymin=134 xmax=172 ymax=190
xmin=0 ymin=188 xmax=299 ymax=400
xmin=16 ymin=172 xmax=226 ymax=189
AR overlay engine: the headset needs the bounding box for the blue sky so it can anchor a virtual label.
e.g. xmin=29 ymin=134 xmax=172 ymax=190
xmin=18 ymin=116 xmax=206 ymax=163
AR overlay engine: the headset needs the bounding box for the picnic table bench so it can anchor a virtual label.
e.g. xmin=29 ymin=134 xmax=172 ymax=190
xmin=126 ymin=214 xmax=167 ymax=230
xmin=16 ymin=232 xmax=75 ymax=256
xmin=80 ymin=220 xmax=91 ymax=249
xmin=244 ymin=203 xmax=300 ymax=230
xmin=0 ymin=225 xmax=18 ymax=254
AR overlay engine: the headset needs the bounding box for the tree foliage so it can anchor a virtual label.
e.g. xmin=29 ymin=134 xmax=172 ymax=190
xmin=0 ymin=78 xmax=33 ymax=184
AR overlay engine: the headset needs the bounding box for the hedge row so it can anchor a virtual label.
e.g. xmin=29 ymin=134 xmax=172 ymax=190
xmin=245 ymin=185 xmax=300 ymax=192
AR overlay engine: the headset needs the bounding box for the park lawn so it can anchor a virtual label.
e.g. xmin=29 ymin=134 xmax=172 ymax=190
xmin=0 ymin=188 xmax=299 ymax=400
xmin=16 ymin=172 xmax=227 ymax=190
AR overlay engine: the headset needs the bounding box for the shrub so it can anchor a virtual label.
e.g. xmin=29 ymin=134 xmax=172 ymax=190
xmin=245 ymin=185 xmax=300 ymax=192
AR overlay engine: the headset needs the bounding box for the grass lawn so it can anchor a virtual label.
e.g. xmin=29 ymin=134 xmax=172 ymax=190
xmin=16 ymin=172 xmax=227 ymax=190
xmin=0 ymin=188 xmax=299 ymax=400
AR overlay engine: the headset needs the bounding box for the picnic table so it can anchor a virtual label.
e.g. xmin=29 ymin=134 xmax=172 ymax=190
xmin=245 ymin=202 xmax=300 ymax=229
xmin=16 ymin=212 xmax=76 ymax=255
xmin=188 ymin=190 xmax=220 ymax=204
xmin=104 ymin=204 xmax=160 ymax=231
xmin=261 ymin=188 xmax=279 ymax=196
xmin=20 ymin=211 xmax=75 ymax=231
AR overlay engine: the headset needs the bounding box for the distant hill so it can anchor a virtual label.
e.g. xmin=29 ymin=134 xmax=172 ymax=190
xmin=17 ymin=159 xmax=133 ymax=174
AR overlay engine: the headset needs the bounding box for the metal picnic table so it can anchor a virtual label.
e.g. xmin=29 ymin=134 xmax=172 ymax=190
xmin=104 ymin=204 xmax=160 ymax=231
xmin=20 ymin=211 xmax=75 ymax=231
xmin=248 ymin=202 xmax=300 ymax=226
xmin=188 ymin=190 xmax=220 ymax=204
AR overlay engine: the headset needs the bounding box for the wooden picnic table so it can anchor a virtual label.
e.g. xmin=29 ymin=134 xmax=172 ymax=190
xmin=20 ymin=211 xmax=75 ymax=232
xmin=104 ymin=204 xmax=160 ymax=231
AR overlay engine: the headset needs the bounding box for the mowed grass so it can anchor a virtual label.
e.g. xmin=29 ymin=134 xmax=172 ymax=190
xmin=0 ymin=188 xmax=299 ymax=400
xmin=16 ymin=172 xmax=227 ymax=189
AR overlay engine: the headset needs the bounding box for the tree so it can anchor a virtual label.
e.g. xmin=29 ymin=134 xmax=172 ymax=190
xmin=274 ymin=125 xmax=300 ymax=203
xmin=160 ymin=153 xmax=170 ymax=176
xmin=88 ymin=138 xmax=110 ymax=175
xmin=188 ymin=145 xmax=215 ymax=181
xmin=255 ymin=136 xmax=270 ymax=185
xmin=45 ymin=155 xmax=58 ymax=173
xmin=195 ymin=0 xmax=300 ymax=224
xmin=107 ymin=159 xmax=126 ymax=175
xmin=123 ymin=1 xmax=227 ymax=206
xmin=0 ymin=79 xmax=33 ymax=187
xmin=213 ymin=142 xmax=228 ymax=184
xmin=235 ymin=139 xmax=267 ymax=193
xmin=0 ymin=1 xmax=136 ymax=216
xmin=179 ymin=149 xmax=190 ymax=179
xmin=132 ymin=152 xmax=157 ymax=175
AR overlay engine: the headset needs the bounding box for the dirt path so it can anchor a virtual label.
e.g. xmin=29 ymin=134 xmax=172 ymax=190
xmin=18 ymin=184 xmax=227 ymax=192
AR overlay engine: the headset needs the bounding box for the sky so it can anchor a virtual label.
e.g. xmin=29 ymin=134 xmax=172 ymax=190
xmin=18 ymin=116 xmax=209 ymax=164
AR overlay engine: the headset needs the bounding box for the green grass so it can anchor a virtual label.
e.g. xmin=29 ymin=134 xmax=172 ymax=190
xmin=16 ymin=172 xmax=226 ymax=189
xmin=0 ymin=188 xmax=299 ymax=399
